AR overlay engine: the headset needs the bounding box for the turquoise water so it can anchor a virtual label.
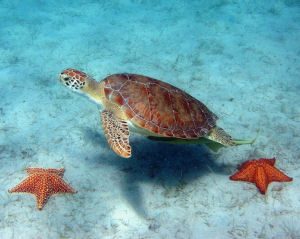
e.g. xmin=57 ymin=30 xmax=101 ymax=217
xmin=0 ymin=1 xmax=299 ymax=238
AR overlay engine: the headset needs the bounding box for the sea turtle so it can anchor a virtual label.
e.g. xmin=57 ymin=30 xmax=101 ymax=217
xmin=59 ymin=69 xmax=253 ymax=158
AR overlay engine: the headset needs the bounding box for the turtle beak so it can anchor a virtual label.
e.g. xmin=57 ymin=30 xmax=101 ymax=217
xmin=58 ymin=73 xmax=64 ymax=83
xmin=59 ymin=73 xmax=69 ymax=84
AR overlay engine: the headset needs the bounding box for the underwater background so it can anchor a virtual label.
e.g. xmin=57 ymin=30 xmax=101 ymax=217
xmin=0 ymin=0 xmax=299 ymax=238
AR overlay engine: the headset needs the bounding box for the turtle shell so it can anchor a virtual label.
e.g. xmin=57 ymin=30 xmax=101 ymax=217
xmin=102 ymin=74 xmax=218 ymax=139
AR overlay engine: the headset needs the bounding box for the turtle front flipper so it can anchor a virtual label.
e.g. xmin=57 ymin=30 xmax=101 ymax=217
xmin=101 ymin=110 xmax=131 ymax=158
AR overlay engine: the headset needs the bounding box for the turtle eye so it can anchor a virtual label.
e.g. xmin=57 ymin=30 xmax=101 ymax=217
xmin=64 ymin=77 xmax=70 ymax=81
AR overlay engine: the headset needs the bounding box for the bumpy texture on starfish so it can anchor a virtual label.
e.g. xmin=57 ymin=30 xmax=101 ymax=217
xmin=9 ymin=168 xmax=76 ymax=210
xmin=229 ymin=158 xmax=293 ymax=194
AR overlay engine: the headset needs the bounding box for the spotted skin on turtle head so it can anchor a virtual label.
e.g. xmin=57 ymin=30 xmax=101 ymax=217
xmin=59 ymin=68 xmax=87 ymax=91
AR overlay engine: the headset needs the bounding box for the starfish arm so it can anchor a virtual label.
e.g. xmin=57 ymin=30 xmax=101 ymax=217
xmin=9 ymin=175 xmax=40 ymax=194
xmin=229 ymin=165 xmax=256 ymax=182
xmin=264 ymin=164 xmax=293 ymax=182
xmin=260 ymin=158 xmax=276 ymax=166
xmin=50 ymin=175 xmax=77 ymax=194
xmin=254 ymin=166 xmax=269 ymax=194
xmin=35 ymin=177 xmax=51 ymax=210
xmin=27 ymin=168 xmax=65 ymax=177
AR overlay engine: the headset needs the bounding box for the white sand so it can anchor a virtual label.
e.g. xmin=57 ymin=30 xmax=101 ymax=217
xmin=0 ymin=1 xmax=299 ymax=238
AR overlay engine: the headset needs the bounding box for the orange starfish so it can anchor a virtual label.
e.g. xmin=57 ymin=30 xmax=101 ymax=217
xmin=9 ymin=168 xmax=77 ymax=210
xmin=229 ymin=158 xmax=293 ymax=194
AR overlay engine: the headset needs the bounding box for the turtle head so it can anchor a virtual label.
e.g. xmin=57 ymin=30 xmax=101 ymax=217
xmin=59 ymin=68 xmax=89 ymax=92
xmin=59 ymin=68 xmax=104 ymax=105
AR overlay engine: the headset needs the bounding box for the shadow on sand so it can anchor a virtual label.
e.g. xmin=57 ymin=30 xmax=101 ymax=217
xmin=83 ymin=128 xmax=232 ymax=218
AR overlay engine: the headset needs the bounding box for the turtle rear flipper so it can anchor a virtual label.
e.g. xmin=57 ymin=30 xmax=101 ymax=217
xmin=207 ymin=126 xmax=256 ymax=149
xmin=206 ymin=138 xmax=255 ymax=152
xmin=207 ymin=127 xmax=236 ymax=146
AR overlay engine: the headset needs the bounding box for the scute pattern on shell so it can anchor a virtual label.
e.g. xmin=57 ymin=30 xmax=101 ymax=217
xmin=103 ymin=74 xmax=217 ymax=139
